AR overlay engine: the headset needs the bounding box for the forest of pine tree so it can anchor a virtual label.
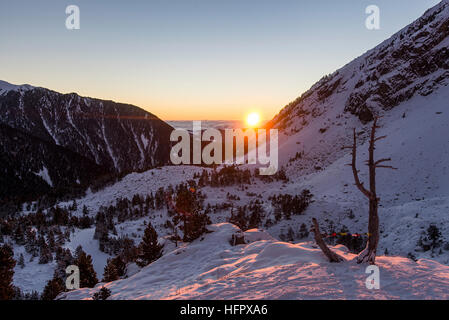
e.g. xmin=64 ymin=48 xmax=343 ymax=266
xmin=0 ymin=244 xmax=16 ymax=300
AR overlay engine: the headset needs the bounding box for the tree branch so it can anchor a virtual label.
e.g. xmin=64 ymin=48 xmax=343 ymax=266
xmin=374 ymin=158 xmax=392 ymax=166
xmin=350 ymin=128 xmax=372 ymax=199
xmin=375 ymin=165 xmax=398 ymax=170
xmin=374 ymin=135 xmax=387 ymax=142
xmin=311 ymin=218 xmax=345 ymax=263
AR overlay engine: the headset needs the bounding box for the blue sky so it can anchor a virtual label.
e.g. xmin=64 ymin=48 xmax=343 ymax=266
xmin=0 ymin=0 xmax=441 ymax=120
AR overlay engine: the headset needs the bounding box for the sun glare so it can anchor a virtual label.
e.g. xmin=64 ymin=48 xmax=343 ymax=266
xmin=246 ymin=112 xmax=261 ymax=127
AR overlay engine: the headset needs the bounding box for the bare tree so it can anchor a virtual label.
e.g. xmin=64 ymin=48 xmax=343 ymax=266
xmin=347 ymin=117 xmax=396 ymax=264
xmin=311 ymin=218 xmax=345 ymax=262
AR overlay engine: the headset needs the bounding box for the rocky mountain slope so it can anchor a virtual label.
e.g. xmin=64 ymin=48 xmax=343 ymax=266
xmin=267 ymin=0 xmax=449 ymax=175
xmin=0 ymin=80 xmax=174 ymax=205
xmin=0 ymin=124 xmax=109 ymax=206
xmin=0 ymin=80 xmax=173 ymax=173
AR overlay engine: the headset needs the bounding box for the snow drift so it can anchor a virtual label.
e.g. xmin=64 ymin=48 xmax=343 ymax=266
xmin=58 ymin=223 xmax=449 ymax=300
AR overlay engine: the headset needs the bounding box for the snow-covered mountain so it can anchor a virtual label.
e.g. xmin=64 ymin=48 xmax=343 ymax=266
xmin=0 ymin=80 xmax=174 ymax=205
xmin=0 ymin=80 xmax=173 ymax=173
xmin=268 ymin=0 xmax=449 ymax=174
xmin=5 ymin=1 xmax=449 ymax=300
xmin=0 ymin=124 xmax=109 ymax=205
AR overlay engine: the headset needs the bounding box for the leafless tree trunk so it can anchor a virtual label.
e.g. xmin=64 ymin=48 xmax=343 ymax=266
xmin=311 ymin=218 xmax=345 ymax=263
xmin=347 ymin=117 xmax=396 ymax=264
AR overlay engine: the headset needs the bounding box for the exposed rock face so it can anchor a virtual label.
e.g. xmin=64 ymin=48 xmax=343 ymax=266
xmin=268 ymin=1 xmax=449 ymax=128
xmin=0 ymin=82 xmax=174 ymax=173
xmin=345 ymin=2 xmax=449 ymax=122
xmin=0 ymin=81 xmax=174 ymax=204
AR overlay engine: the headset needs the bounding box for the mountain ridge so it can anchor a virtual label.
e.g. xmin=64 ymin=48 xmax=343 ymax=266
xmin=262 ymin=0 xmax=449 ymax=178
xmin=268 ymin=0 xmax=449 ymax=130
xmin=0 ymin=80 xmax=174 ymax=208
xmin=0 ymin=80 xmax=174 ymax=173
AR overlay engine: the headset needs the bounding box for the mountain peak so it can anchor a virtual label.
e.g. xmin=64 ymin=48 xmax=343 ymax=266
xmin=269 ymin=0 xmax=449 ymax=131
xmin=0 ymin=82 xmax=174 ymax=175
xmin=0 ymin=80 xmax=34 ymax=94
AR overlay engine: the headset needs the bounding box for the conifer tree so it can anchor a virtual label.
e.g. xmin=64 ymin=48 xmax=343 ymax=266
xmin=298 ymin=223 xmax=309 ymax=239
xmin=92 ymin=287 xmax=111 ymax=300
xmin=183 ymin=211 xmax=211 ymax=242
xmin=74 ymin=248 xmax=98 ymax=288
xmin=110 ymin=255 xmax=126 ymax=278
xmin=41 ymin=276 xmax=65 ymax=300
xmin=39 ymin=242 xmax=53 ymax=264
xmin=103 ymin=259 xmax=120 ymax=282
xmin=13 ymin=224 xmax=25 ymax=245
xmin=74 ymin=245 xmax=83 ymax=259
xmin=54 ymin=248 xmax=74 ymax=280
xmin=70 ymin=200 xmax=78 ymax=211
xmin=18 ymin=253 xmax=25 ymax=268
xmin=13 ymin=287 xmax=23 ymax=300
xmin=0 ymin=244 xmax=16 ymax=300
xmin=136 ymin=222 xmax=163 ymax=267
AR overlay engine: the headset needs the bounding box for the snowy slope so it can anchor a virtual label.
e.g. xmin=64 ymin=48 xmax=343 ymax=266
xmin=56 ymin=166 xmax=204 ymax=217
xmin=9 ymin=1 xmax=449 ymax=298
xmin=12 ymin=245 xmax=56 ymax=294
xmin=13 ymin=83 xmax=449 ymax=292
xmin=58 ymin=223 xmax=449 ymax=300
xmin=256 ymin=0 xmax=449 ymax=265
xmin=268 ymin=0 xmax=449 ymax=174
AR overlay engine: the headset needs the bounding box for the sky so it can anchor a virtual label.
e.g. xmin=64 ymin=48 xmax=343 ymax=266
xmin=0 ymin=0 xmax=441 ymax=120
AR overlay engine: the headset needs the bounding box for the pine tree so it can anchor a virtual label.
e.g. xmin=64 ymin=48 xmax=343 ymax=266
xmin=120 ymin=237 xmax=138 ymax=263
xmin=183 ymin=211 xmax=210 ymax=242
xmin=13 ymin=286 xmax=23 ymax=300
xmin=286 ymin=227 xmax=295 ymax=242
xmin=13 ymin=224 xmax=25 ymax=245
xmin=54 ymin=248 xmax=74 ymax=280
xmin=103 ymin=259 xmax=120 ymax=282
xmin=47 ymin=230 xmax=56 ymax=251
xmin=70 ymin=200 xmax=78 ymax=211
xmin=74 ymin=245 xmax=84 ymax=259
xmin=74 ymin=248 xmax=98 ymax=288
xmin=24 ymin=290 xmax=40 ymax=300
xmin=298 ymin=223 xmax=309 ymax=239
xmin=41 ymin=276 xmax=65 ymax=300
xmin=0 ymin=244 xmax=16 ymax=300
xmin=25 ymin=228 xmax=37 ymax=255
xmin=94 ymin=213 xmax=108 ymax=240
xmin=39 ymin=242 xmax=53 ymax=264
xmin=56 ymin=232 xmax=65 ymax=246
xmin=92 ymin=287 xmax=111 ymax=300
xmin=18 ymin=253 xmax=25 ymax=268
xmin=109 ymin=255 xmax=126 ymax=278
xmin=136 ymin=222 xmax=163 ymax=267
xmin=427 ymin=224 xmax=442 ymax=249
xmin=228 ymin=206 xmax=247 ymax=231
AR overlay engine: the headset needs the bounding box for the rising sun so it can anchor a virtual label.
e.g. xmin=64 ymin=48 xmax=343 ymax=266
xmin=246 ymin=112 xmax=261 ymax=127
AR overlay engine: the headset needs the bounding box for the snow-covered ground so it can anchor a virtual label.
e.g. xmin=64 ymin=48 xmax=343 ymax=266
xmin=12 ymin=86 xmax=449 ymax=293
xmin=58 ymin=223 xmax=449 ymax=300
xmin=9 ymin=0 xmax=449 ymax=298
xmin=12 ymin=246 xmax=56 ymax=293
